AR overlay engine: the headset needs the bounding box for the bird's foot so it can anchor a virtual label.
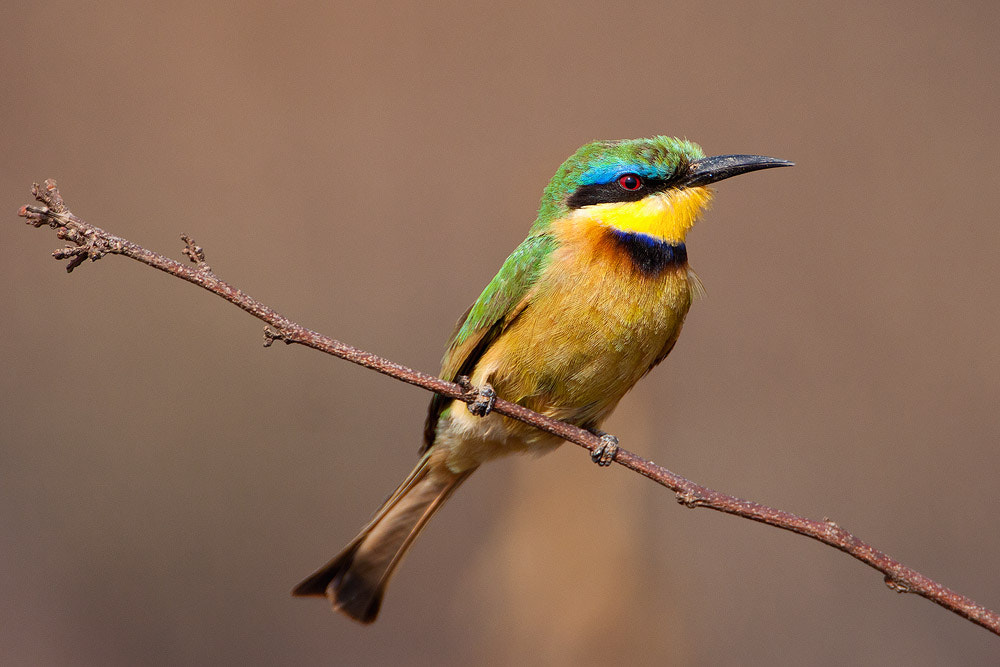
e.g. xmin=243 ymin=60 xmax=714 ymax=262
xmin=460 ymin=378 xmax=496 ymax=417
xmin=589 ymin=431 xmax=619 ymax=467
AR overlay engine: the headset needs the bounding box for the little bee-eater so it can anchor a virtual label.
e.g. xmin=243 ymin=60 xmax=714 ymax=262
xmin=293 ymin=136 xmax=792 ymax=622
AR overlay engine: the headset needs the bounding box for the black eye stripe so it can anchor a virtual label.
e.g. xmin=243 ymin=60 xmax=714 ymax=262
xmin=566 ymin=177 xmax=674 ymax=209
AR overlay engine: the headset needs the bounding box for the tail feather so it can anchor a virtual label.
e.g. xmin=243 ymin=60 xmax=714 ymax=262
xmin=293 ymin=453 xmax=472 ymax=623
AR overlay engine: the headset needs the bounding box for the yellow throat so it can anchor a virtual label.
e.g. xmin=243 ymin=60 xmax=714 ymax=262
xmin=569 ymin=185 xmax=714 ymax=243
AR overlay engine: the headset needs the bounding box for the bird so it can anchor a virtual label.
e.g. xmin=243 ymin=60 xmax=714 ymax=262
xmin=292 ymin=136 xmax=792 ymax=623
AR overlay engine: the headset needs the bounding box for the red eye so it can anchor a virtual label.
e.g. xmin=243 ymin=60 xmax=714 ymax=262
xmin=617 ymin=174 xmax=642 ymax=191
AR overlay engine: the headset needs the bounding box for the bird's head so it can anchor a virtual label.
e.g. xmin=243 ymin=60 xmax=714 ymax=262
xmin=533 ymin=136 xmax=791 ymax=244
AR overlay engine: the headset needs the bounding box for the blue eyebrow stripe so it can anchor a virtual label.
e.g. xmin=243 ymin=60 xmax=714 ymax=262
xmin=578 ymin=162 xmax=669 ymax=186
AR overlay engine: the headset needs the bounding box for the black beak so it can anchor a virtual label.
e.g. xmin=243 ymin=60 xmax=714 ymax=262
xmin=681 ymin=154 xmax=793 ymax=188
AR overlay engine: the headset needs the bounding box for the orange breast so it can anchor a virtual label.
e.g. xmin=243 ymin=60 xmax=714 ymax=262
xmin=471 ymin=217 xmax=693 ymax=429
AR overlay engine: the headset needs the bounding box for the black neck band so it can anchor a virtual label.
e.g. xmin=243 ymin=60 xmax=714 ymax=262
xmin=607 ymin=229 xmax=687 ymax=275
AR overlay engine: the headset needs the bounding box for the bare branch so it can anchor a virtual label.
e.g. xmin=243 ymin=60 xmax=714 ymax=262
xmin=17 ymin=179 xmax=1000 ymax=637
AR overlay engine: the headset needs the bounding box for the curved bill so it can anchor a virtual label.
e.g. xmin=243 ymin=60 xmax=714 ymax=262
xmin=682 ymin=154 xmax=794 ymax=187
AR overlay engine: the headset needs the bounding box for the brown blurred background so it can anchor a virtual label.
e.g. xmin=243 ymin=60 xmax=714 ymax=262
xmin=2 ymin=1 xmax=999 ymax=665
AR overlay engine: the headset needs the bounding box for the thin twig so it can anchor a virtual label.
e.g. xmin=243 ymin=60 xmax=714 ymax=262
xmin=17 ymin=179 xmax=1000 ymax=636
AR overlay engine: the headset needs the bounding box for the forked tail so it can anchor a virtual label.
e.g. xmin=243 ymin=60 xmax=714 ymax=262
xmin=292 ymin=452 xmax=472 ymax=623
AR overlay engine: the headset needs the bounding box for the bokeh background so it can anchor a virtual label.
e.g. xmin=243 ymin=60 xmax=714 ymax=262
xmin=2 ymin=1 xmax=999 ymax=665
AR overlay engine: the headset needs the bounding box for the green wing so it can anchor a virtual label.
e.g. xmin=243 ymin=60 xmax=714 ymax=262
xmin=422 ymin=233 xmax=556 ymax=451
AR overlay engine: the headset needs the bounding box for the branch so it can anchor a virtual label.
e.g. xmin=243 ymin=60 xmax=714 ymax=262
xmin=17 ymin=179 xmax=1000 ymax=637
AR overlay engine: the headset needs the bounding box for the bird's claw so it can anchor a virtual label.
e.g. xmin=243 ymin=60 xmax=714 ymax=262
xmin=590 ymin=432 xmax=619 ymax=467
xmin=467 ymin=381 xmax=496 ymax=417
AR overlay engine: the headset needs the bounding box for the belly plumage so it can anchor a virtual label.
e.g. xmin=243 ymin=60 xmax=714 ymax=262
xmin=437 ymin=220 xmax=694 ymax=471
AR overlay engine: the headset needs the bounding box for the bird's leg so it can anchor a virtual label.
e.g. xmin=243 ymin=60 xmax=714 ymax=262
xmin=458 ymin=376 xmax=496 ymax=417
xmin=588 ymin=429 xmax=619 ymax=467
xmin=469 ymin=383 xmax=496 ymax=417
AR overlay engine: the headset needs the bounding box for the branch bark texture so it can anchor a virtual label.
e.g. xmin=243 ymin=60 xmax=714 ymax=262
xmin=17 ymin=179 xmax=1000 ymax=637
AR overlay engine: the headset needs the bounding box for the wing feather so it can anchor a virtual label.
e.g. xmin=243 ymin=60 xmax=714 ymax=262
xmin=422 ymin=234 xmax=555 ymax=451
